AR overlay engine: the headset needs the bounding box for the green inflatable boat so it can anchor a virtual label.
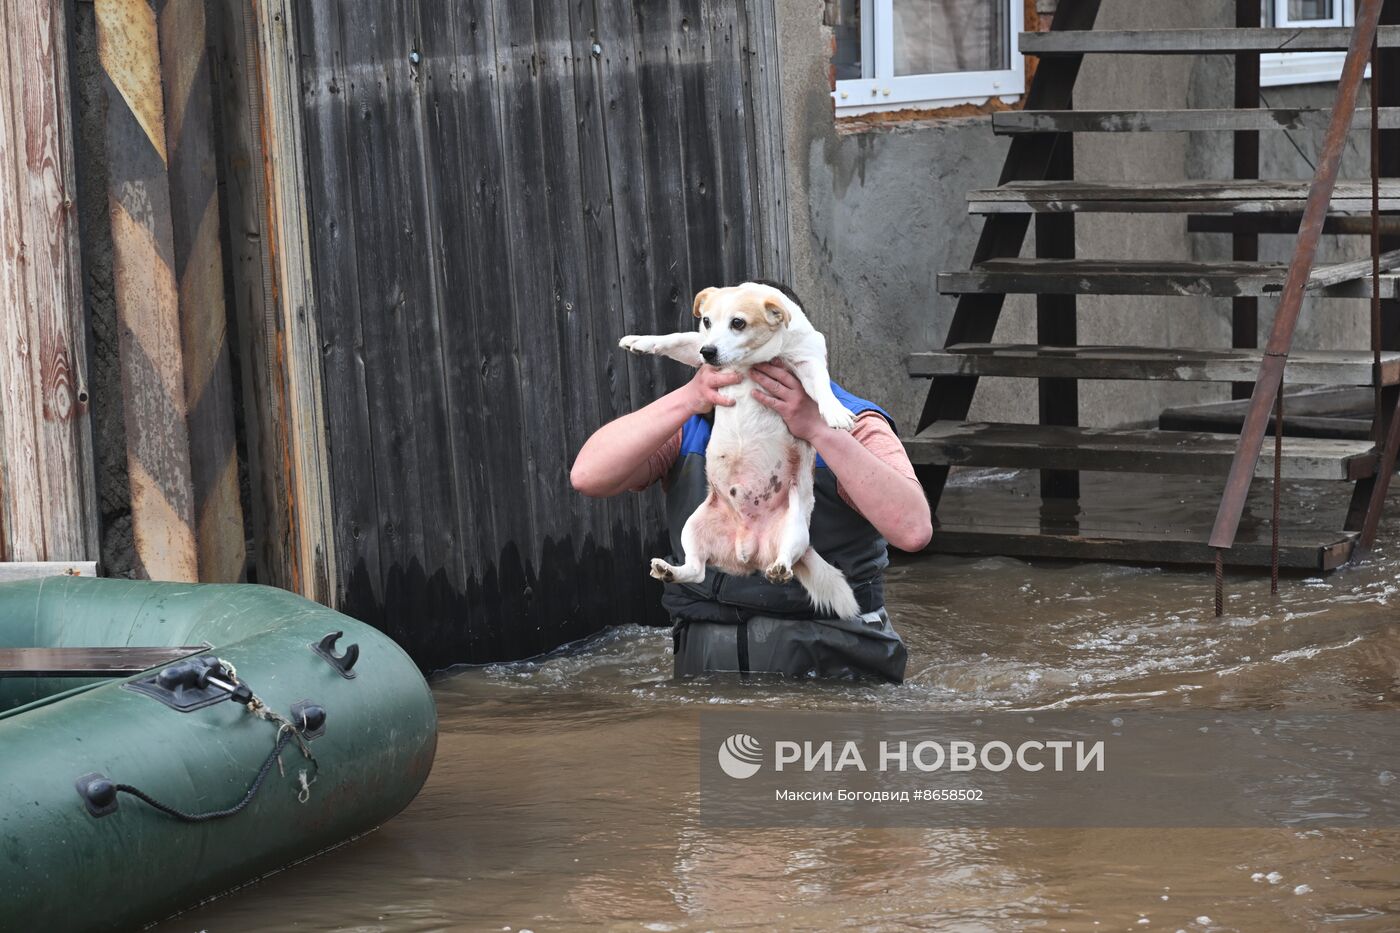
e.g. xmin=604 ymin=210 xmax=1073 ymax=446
xmin=0 ymin=577 xmax=437 ymax=931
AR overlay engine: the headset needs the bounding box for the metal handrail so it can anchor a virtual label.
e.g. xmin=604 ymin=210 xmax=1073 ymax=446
xmin=1208 ymin=0 xmax=1388 ymax=559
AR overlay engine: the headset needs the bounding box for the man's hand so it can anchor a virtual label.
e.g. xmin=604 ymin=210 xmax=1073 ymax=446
xmin=685 ymin=365 xmax=743 ymax=415
xmin=751 ymin=362 xmax=827 ymax=442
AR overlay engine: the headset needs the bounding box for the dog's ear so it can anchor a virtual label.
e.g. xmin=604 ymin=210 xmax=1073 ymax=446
xmin=763 ymin=296 xmax=791 ymax=327
xmin=692 ymin=287 xmax=716 ymax=319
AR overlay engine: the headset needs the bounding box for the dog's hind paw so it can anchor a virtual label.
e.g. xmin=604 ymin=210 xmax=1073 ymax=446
xmin=820 ymin=401 xmax=855 ymax=431
xmin=764 ymin=562 xmax=794 ymax=584
xmin=649 ymin=558 xmax=677 ymax=583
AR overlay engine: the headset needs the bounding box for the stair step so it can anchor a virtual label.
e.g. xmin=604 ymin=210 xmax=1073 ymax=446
xmin=993 ymin=108 xmax=1400 ymax=135
xmin=1159 ymin=386 xmax=1377 ymax=440
xmin=905 ymin=422 xmax=1377 ymax=480
xmin=937 ymin=256 xmax=1400 ymax=298
xmin=1020 ymin=26 xmax=1400 ymax=56
xmin=907 ymin=345 xmax=1400 ymax=385
xmin=968 ymin=179 xmax=1400 ymax=215
xmin=927 ymin=520 xmax=1356 ymax=571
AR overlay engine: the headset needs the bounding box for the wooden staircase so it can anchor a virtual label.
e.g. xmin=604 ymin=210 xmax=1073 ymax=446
xmin=908 ymin=2 xmax=1400 ymax=573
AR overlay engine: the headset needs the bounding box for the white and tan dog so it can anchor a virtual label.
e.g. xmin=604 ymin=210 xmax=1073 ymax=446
xmin=619 ymin=281 xmax=860 ymax=619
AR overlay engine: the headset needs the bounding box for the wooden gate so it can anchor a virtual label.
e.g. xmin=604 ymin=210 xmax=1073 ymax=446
xmin=219 ymin=0 xmax=789 ymax=664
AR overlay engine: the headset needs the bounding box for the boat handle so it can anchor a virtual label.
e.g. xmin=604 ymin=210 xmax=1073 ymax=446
xmin=311 ymin=631 xmax=359 ymax=679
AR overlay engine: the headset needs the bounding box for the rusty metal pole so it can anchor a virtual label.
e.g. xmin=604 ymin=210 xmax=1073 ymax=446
xmin=1210 ymin=0 xmax=1386 ymax=557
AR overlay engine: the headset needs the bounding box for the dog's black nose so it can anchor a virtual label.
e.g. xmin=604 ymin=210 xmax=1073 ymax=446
xmin=700 ymin=345 xmax=718 ymax=363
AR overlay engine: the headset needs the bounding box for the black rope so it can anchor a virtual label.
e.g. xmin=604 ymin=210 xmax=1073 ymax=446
xmin=114 ymin=729 xmax=297 ymax=823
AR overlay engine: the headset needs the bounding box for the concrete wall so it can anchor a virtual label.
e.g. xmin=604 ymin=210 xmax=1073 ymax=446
xmin=772 ymin=0 xmax=1379 ymax=433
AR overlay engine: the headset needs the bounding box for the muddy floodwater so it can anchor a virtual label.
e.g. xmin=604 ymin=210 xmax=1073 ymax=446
xmin=166 ymin=477 xmax=1400 ymax=932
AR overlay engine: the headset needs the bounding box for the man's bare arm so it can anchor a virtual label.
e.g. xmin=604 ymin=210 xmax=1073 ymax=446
xmin=570 ymin=366 xmax=741 ymax=498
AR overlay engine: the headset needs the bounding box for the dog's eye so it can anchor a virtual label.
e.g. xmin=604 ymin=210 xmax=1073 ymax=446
xmin=729 ymin=318 xmax=746 ymax=332
xmin=702 ymin=317 xmax=710 ymax=329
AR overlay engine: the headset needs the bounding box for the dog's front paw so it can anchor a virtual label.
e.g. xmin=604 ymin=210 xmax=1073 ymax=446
xmin=619 ymin=335 xmax=657 ymax=356
xmin=764 ymin=562 xmax=794 ymax=584
xmin=820 ymin=401 xmax=855 ymax=431
xmin=649 ymin=558 xmax=677 ymax=583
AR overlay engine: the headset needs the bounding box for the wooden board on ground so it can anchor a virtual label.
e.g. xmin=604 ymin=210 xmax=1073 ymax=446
xmin=1160 ymin=387 xmax=1378 ymax=440
xmin=0 ymin=562 xmax=99 ymax=582
xmin=926 ymin=521 xmax=1356 ymax=572
xmin=905 ymin=421 xmax=1378 ymax=480
xmin=908 ymin=345 xmax=1400 ymax=385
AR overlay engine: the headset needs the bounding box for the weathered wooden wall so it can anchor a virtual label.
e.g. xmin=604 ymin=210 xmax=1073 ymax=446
xmin=277 ymin=0 xmax=789 ymax=664
xmin=0 ymin=0 xmax=99 ymax=563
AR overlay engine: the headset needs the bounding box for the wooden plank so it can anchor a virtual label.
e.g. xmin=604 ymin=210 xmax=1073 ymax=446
xmin=0 ymin=560 xmax=98 ymax=581
xmin=994 ymin=108 xmax=1400 ymax=134
xmin=341 ymin=3 xmax=430 ymax=649
xmin=1160 ymin=386 xmax=1378 ymax=440
xmin=593 ymin=0 xmax=674 ymax=627
xmin=217 ymin=0 xmax=335 ymax=599
xmin=157 ymin=0 xmax=245 ymax=584
xmin=0 ymin=0 xmax=98 ymax=562
xmin=926 ymin=521 xmax=1355 ymax=571
xmin=905 ymin=422 xmax=1377 ymax=480
xmin=0 ymin=646 xmax=204 ymax=677
xmin=742 ymin=0 xmax=791 ymax=280
xmin=492 ymin=0 xmax=576 ymax=659
xmin=1020 ymin=26 xmax=1400 ymax=55
xmin=420 ymin=0 xmax=533 ymax=659
xmin=937 ymin=257 xmax=1400 ymax=298
xmin=908 ymin=345 xmax=1400 ymax=385
xmin=566 ymin=0 xmax=650 ymax=635
xmin=675 ymin=0 xmax=724 ymax=293
xmin=968 ymin=179 xmax=1400 ymax=213
xmin=1188 ymin=214 xmax=1400 ymax=236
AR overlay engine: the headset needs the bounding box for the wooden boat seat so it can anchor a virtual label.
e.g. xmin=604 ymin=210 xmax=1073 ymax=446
xmin=0 ymin=647 xmax=207 ymax=678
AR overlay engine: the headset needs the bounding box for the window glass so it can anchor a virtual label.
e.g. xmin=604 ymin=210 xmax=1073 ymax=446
xmin=831 ymin=0 xmax=864 ymax=82
xmin=1287 ymin=0 xmax=1335 ymax=20
xmin=893 ymin=0 xmax=1010 ymax=76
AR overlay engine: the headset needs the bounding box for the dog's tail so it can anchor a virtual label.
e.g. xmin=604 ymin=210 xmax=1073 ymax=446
xmin=794 ymin=548 xmax=861 ymax=620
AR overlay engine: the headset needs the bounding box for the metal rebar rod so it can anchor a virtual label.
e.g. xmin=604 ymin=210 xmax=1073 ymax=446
xmin=1374 ymin=30 xmax=1384 ymax=443
xmin=1209 ymin=0 xmax=1388 ymax=553
xmin=1214 ymin=548 xmax=1224 ymax=618
xmin=1271 ymin=391 xmax=1282 ymax=594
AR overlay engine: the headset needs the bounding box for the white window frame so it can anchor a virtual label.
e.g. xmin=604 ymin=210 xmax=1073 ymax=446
xmin=833 ymin=0 xmax=1026 ymax=116
xmin=1261 ymin=0 xmax=1369 ymax=87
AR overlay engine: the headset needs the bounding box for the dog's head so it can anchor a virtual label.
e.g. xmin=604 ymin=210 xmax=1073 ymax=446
xmin=692 ymin=282 xmax=800 ymax=368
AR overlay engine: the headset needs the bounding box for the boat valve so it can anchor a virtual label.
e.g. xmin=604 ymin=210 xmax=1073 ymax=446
xmin=75 ymin=772 xmax=119 ymax=818
xmin=290 ymin=699 xmax=328 ymax=739
xmin=311 ymin=631 xmax=359 ymax=679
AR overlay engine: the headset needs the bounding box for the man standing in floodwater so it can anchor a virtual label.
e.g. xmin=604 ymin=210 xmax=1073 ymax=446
xmin=570 ymin=298 xmax=932 ymax=683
